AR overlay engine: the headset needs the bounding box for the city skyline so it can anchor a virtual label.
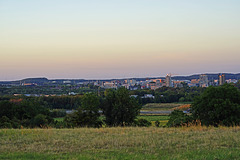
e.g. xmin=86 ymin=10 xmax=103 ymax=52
xmin=0 ymin=72 xmax=239 ymax=82
xmin=1 ymin=0 xmax=240 ymax=80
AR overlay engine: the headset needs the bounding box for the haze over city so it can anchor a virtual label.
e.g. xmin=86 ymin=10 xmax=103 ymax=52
xmin=1 ymin=0 xmax=240 ymax=80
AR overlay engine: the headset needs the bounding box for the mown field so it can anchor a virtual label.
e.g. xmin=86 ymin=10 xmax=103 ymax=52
xmin=1 ymin=126 xmax=240 ymax=160
xmin=53 ymin=103 xmax=189 ymax=125
xmin=141 ymin=103 xmax=190 ymax=111
xmin=138 ymin=115 xmax=169 ymax=126
xmin=54 ymin=115 xmax=170 ymax=126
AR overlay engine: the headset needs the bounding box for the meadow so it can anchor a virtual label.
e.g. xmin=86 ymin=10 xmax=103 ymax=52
xmin=141 ymin=103 xmax=190 ymax=111
xmin=54 ymin=115 xmax=170 ymax=126
xmin=1 ymin=126 xmax=240 ymax=160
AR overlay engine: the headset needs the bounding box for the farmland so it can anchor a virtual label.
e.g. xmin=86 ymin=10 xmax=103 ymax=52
xmin=53 ymin=103 xmax=189 ymax=127
xmin=141 ymin=103 xmax=191 ymax=111
xmin=1 ymin=127 xmax=240 ymax=159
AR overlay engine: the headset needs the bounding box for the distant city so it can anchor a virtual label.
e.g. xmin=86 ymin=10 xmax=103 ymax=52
xmin=1 ymin=73 xmax=239 ymax=91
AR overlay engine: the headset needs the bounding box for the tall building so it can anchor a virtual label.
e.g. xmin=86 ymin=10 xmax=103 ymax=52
xmin=165 ymin=74 xmax=173 ymax=87
xmin=218 ymin=73 xmax=226 ymax=85
xmin=199 ymin=74 xmax=208 ymax=87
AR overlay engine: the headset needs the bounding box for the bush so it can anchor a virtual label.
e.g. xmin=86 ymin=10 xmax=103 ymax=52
xmin=155 ymin=120 xmax=160 ymax=127
xmin=0 ymin=122 xmax=12 ymax=128
xmin=134 ymin=118 xmax=151 ymax=127
xmin=54 ymin=121 xmax=68 ymax=129
xmin=32 ymin=114 xmax=48 ymax=127
xmin=50 ymin=109 xmax=66 ymax=118
xmin=167 ymin=110 xmax=191 ymax=127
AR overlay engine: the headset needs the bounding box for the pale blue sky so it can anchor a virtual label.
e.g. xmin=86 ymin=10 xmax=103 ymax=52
xmin=0 ymin=0 xmax=240 ymax=80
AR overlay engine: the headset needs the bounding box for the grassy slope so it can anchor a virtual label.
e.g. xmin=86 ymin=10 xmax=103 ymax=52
xmin=1 ymin=127 xmax=240 ymax=160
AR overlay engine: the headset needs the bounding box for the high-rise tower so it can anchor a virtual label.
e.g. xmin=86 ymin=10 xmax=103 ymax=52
xmin=218 ymin=73 xmax=226 ymax=85
xmin=199 ymin=74 xmax=208 ymax=87
xmin=165 ymin=74 xmax=173 ymax=87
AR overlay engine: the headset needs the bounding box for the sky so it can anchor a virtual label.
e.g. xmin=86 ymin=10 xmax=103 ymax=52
xmin=1 ymin=0 xmax=240 ymax=80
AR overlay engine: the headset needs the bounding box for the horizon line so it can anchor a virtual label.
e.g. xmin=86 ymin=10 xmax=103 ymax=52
xmin=1 ymin=72 xmax=240 ymax=82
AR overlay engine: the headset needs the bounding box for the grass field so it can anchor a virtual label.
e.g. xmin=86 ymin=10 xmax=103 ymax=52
xmin=54 ymin=115 xmax=170 ymax=126
xmin=142 ymin=103 xmax=190 ymax=111
xmin=53 ymin=117 xmax=64 ymax=122
xmin=1 ymin=126 xmax=240 ymax=159
xmin=53 ymin=103 xmax=188 ymax=123
xmin=137 ymin=115 xmax=169 ymax=121
xmin=137 ymin=115 xmax=169 ymax=126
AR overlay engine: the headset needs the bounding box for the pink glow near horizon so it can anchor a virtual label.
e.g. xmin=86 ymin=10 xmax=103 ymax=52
xmin=1 ymin=1 xmax=240 ymax=80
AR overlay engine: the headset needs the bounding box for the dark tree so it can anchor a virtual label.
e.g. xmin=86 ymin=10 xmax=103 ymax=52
xmin=64 ymin=93 xmax=102 ymax=127
xmin=0 ymin=99 xmax=53 ymax=128
xmin=167 ymin=110 xmax=191 ymax=127
xmin=32 ymin=114 xmax=49 ymax=127
xmin=191 ymin=84 xmax=240 ymax=126
xmin=102 ymin=87 xmax=141 ymax=126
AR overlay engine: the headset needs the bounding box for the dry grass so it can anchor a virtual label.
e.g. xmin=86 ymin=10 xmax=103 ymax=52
xmin=1 ymin=126 xmax=240 ymax=159
xmin=142 ymin=103 xmax=184 ymax=111
xmin=172 ymin=104 xmax=191 ymax=111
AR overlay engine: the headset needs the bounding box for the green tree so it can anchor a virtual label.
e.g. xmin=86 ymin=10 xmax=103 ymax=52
xmin=191 ymin=84 xmax=240 ymax=126
xmin=234 ymin=80 xmax=240 ymax=90
xmin=102 ymin=87 xmax=141 ymax=126
xmin=64 ymin=93 xmax=102 ymax=127
xmin=0 ymin=99 xmax=53 ymax=128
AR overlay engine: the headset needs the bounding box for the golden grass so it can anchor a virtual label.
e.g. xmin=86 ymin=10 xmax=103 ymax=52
xmin=1 ymin=126 xmax=240 ymax=155
xmin=142 ymin=103 xmax=184 ymax=111
xmin=172 ymin=104 xmax=191 ymax=111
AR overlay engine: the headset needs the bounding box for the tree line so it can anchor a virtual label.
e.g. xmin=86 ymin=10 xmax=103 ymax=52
xmin=167 ymin=83 xmax=240 ymax=127
xmin=0 ymin=87 xmax=142 ymax=128
xmin=1 ymin=83 xmax=240 ymax=128
xmin=0 ymin=86 xmax=206 ymax=110
xmin=0 ymin=85 xmax=207 ymax=106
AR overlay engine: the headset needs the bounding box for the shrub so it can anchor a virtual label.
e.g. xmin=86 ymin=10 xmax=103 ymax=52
xmin=167 ymin=110 xmax=191 ymax=127
xmin=0 ymin=116 xmax=12 ymax=128
xmin=32 ymin=114 xmax=48 ymax=127
xmin=134 ymin=118 xmax=151 ymax=127
xmin=155 ymin=120 xmax=160 ymax=127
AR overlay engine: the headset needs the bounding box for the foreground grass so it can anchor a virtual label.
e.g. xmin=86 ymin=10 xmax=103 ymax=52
xmin=1 ymin=127 xmax=240 ymax=159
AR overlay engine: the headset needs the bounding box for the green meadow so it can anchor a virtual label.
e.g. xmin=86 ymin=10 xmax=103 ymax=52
xmin=1 ymin=127 xmax=240 ymax=160
xmin=54 ymin=115 xmax=170 ymax=126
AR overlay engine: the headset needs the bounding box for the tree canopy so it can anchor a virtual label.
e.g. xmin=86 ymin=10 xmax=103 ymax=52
xmin=191 ymin=84 xmax=240 ymax=126
xmin=64 ymin=93 xmax=102 ymax=128
xmin=0 ymin=99 xmax=53 ymax=128
xmin=102 ymin=87 xmax=141 ymax=126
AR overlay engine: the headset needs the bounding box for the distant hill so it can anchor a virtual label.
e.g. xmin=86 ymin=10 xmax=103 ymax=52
xmin=21 ymin=78 xmax=49 ymax=83
xmin=8 ymin=78 xmax=49 ymax=85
